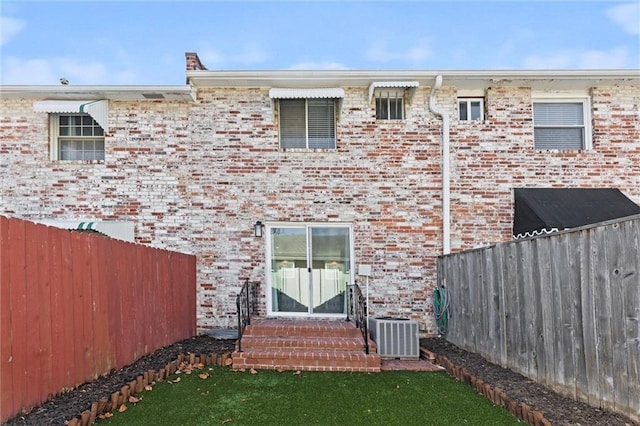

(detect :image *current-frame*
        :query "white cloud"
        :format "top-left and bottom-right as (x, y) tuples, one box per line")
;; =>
(198, 44), (269, 68)
(59, 60), (108, 84)
(1, 56), (137, 85)
(578, 47), (633, 68)
(1, 16), (26, 46)
(365, 38), (432, 64)
(523, 53), (573, 69)
(288, 61), (350, 70)
(523, 46), (634, 69)
(2, 57), (55, 84)
(606, 3), (640, 35)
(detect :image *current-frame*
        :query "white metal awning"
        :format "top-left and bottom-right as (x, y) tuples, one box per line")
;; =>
(368, 81), (419, 103)
(33, 100), (109, 132)
(269, 88), (344, 99)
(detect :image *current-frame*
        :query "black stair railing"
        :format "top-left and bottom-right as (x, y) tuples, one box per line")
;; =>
(236, 279), (253, 352)
(347, 282), (369, 354)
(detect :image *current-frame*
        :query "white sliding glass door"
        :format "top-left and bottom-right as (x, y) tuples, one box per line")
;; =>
(267, 224), (352, 316)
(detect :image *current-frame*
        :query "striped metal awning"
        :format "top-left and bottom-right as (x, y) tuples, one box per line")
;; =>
(269, 88), (344, 99)
(368, 81), (419, 103)
(33, 100), (109, 132)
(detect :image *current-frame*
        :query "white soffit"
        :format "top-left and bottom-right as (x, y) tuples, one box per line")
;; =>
(33, 100), (109, 132)
(368, 81), (419, 103)
(269, 87), (344, 99)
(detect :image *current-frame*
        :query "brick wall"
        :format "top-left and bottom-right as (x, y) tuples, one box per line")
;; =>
(1, 83), (639, 333)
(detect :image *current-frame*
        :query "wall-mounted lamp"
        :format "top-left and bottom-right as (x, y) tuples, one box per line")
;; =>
(254, 221), (263, 238)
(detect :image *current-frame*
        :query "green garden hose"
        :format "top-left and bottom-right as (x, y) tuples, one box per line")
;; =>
(433, 286), (450, 336)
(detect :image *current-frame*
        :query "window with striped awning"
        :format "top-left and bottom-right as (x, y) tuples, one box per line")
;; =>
(369, 82), (418, 121)
(269, 89), (343, 150)
(278, 99), (336, 149)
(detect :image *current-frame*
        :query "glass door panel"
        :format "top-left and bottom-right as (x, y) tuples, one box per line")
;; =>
(270, 227), (308, 313)
(268, 224), (351, 315)
(310, 227), (350, 314)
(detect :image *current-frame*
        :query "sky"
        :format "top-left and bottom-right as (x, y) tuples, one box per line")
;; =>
(1, 1), (639, 86)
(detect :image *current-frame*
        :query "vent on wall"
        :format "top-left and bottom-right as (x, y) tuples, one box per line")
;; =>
(142, 93), (165, 99)
(368, 316), (419, 358)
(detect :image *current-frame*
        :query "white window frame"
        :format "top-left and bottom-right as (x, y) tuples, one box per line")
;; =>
(277, 98), (337, 150)
(458, 97), (485, 122)
(532, 95), (592, 150)
(50, 113), (105, 161)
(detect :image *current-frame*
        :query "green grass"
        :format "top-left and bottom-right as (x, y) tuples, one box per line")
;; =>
(104, 367), (520, 426)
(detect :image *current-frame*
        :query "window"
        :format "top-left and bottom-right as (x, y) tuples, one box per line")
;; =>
(458, 98), (484, 121)
(52, 114), (105, 160)
(369, 82), (418, 120)
(375, 91), (404, 120)
(533, 99), (590, 150)
(278, 99), (336, 149)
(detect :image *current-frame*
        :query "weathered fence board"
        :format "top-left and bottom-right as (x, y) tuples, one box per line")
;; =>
(438, 214), (640, 422)
(0, 216), (196, 423)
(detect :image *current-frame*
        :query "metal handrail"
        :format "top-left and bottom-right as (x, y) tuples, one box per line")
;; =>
(347, 283), (369, 354)
(236, 279), (252, 352)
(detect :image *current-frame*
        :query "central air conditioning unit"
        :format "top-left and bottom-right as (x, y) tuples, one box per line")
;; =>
(368, 316), (419, 358)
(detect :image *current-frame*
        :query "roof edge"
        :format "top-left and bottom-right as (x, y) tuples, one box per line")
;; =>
(0, 85), (196, 101)
(186, 69), (640, 90)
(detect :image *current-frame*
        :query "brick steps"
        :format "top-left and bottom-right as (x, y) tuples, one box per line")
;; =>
(240, 335), (366, 351)
(233, 319), (381, 372)
(243, 319), (364, 338)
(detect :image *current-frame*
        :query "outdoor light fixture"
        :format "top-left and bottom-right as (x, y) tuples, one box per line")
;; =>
(254, 221), (263, 238)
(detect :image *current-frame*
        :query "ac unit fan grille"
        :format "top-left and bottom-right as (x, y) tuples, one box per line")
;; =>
(368, 317), (419, 358)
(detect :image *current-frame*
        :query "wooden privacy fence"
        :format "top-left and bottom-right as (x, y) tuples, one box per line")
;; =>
(0, 216), (197, 423)
(438, 215), (640, 422)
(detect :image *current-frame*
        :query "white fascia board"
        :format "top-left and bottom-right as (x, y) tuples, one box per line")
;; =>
(187, 69), (639, 91)
(0, 85), (196, 101)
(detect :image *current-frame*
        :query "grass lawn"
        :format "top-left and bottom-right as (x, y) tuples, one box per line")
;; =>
(104, 367), (520, 425)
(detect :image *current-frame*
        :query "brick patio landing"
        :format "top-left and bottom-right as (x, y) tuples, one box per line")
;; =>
(380, 358), (444, 372)
(232, 318), (381, 373)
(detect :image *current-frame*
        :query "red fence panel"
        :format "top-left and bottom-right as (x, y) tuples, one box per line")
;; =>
(0, 216), (15, 420)
(7, 218), (28, 416)
(0, 216), (197, 423)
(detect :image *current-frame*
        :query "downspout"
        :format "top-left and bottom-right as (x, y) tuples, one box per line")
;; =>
(428, 75), (451, 255)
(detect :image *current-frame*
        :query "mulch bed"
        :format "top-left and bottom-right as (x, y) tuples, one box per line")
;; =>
(421, 337), (637, 426)
(4, 336), (236, 425)
(5, 335), (636, 425)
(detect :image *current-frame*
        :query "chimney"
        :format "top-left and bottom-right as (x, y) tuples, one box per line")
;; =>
(185, 52), (207, 71)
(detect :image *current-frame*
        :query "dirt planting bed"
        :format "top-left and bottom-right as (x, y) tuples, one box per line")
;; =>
(421, 337), (636, 426)
(5, 336), (236, 425)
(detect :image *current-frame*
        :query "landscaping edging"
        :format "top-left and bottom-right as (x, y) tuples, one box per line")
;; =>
(421, 348), (552, 426)
(64, 352), (234, 426)
(29, 346), (553, 426)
